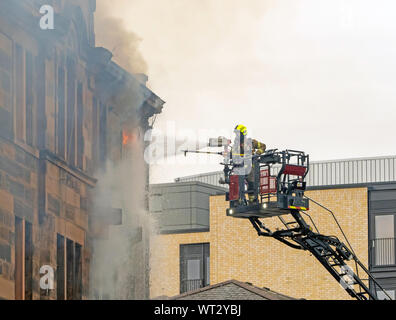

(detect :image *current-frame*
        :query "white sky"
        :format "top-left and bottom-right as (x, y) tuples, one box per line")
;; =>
(97, 0), (396, 183)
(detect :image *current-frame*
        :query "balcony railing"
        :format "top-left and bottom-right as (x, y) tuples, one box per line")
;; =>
(180, 279), (206, 294)
(371, 238), (396, 267)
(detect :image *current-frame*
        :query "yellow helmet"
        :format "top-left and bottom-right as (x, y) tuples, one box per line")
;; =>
(234, 124), (247, 136)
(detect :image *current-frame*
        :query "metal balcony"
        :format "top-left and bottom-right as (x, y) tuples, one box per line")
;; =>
(180, 279), (206, 294)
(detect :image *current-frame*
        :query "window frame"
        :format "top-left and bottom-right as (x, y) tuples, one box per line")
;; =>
(179, 243), (210, 294)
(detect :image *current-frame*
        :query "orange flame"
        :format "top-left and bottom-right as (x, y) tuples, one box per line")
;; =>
(123, 131), (130, 145)
(123, 131), (137, 145)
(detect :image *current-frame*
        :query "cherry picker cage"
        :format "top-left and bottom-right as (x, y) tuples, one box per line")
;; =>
(225, 150), (310, 218)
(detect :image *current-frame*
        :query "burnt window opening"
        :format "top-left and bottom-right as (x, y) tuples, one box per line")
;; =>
(25, 51), (34, 146)
(14, 217), (33, 300)
(57, 65), (66, 159)
(56, 235), (83, 300)
(180, 243), (210, 294)
(77, 82), (84, 170)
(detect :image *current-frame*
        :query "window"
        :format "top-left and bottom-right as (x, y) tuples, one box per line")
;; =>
(56, 234), (65, 299)
(15, 217), (23, 300)
(375, 215), (394, 238)
(56, 234), (83, 300)
(180, 243), (210, 294)
(373, 214), (395, 266)
(13, 44), (36, 145)
(66, 57), (76, 166)
(91, 97), (98, 169)
(99, 102), (107, 167)
(74, 243), (83, 300)
(15, 44), (24, 141)
(76, 82), (84, 170)
(14, 217), (33, 300)
(57, 65), (66, 158)
(24, 221), (33, 300)
(0, 32), (12, 139)
(56, 55), (89, 169)
(25, 51), (33, 146)
(66, 239), (74, 299)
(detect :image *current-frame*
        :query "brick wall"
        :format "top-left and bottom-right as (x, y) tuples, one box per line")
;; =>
(150, 187), (368, 300)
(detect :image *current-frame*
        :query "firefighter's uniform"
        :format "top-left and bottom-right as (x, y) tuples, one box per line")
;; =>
(252, 139), (266, 155)
(233, 125), (266, 204)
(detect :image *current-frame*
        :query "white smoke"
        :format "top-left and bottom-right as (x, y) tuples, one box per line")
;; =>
(89, 134), (159, 299)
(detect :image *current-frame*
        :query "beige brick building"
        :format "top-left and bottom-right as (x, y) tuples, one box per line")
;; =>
(150, 187), (369, 300)
(150, 157), (396, 300)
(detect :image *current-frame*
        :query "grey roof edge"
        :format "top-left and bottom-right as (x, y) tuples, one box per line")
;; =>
(167, 279), (297, 300)
(309, 154), (396, 164)
(307, 181), (396, 191)
(159, 227), (210, 235)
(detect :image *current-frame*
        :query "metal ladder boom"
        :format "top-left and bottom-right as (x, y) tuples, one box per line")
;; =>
(249, 210), (392, 300)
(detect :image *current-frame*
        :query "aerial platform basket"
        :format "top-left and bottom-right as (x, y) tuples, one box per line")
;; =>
(226, 202), (291, 218)
(224, 149), (309, 219)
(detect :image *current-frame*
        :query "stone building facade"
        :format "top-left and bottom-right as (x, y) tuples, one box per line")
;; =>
(0, 0), (163, 300)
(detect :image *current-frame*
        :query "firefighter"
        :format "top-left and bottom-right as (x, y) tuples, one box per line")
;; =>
(233, 124), (247, 159)
(233, 125), (266, 156)
(233, 125), (266, 204)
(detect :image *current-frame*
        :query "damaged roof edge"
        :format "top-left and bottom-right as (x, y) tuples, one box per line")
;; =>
(105, 59), (165, 116)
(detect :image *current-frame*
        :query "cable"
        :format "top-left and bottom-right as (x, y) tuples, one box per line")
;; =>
(300, 211), (320, 233)
(303, 195), (363, 289)
(304, 196), (357, 256)
(304, 195), (392, 300)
